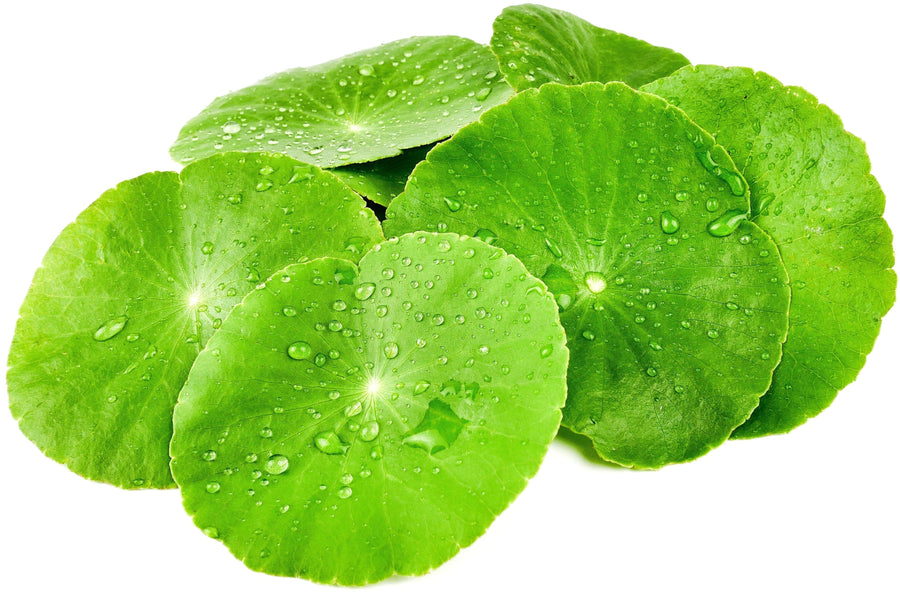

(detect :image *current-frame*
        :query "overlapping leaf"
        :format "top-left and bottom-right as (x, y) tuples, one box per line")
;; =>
(7, 153), (382, 488)
(643, 66), (896, 437)
(386, 82), (791, 468)
(331, 144), (434, 206)
(171, 37), (512, 169)
(170, 232), (568, 584)
(491, 4), (689, 91)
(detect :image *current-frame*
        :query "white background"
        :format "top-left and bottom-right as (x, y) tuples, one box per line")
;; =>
(1, 1), (897, 590)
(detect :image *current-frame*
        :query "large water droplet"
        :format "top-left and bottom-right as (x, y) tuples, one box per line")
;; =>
(384, 342), (399, 359)
(443, 196), (461, 212)
(93, 316), (128, 342)
(314, 431), (348, 455)
(544, 237), (563, 258)
(360, 421), (380, 442)
(287, 341), (312, 360)
(584, 271), (606, 294)
(660, 211), (680, 234)
(707, 209), (747, 237)
(474, 228), (498, 244)
(264, 454), (289, 475)
(355, 282), (376, 301)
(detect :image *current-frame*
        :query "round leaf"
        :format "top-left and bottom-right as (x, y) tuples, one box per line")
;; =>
(491, 4), (689, 91)
(170, 232), (568, 584)
(642, 66), (897, 437)
(170, 37), (513, 169)
(7, 152), (383, 488)
(385, 82), (791, 468)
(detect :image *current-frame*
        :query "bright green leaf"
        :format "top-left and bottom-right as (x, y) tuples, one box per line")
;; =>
(642, 66), (897, 437)
(7, 153), (383, 488)
(171, 37), (512, 169)
(386, 82), (791, 468)
(170, 232), (568, 584)
(491, 4), (689, 92)
(331, 144), (433, 206)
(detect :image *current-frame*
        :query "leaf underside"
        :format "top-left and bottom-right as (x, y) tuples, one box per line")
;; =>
(170, 232), (568, 584)
(643, 66), (896, 437)
(7, 152), (383, 488)
(386, 82), (791, 468)
(331, 144), (435, 206)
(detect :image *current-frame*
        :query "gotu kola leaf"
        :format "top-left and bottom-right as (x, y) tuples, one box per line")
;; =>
(170, 36), (512, 170)
(170, 232), (568, 584)
(491, 4), (690, 92)
(642, 66), (896, 437)
(7, 152), (383, 488)
(386, 82), (791, 468)
(330, 144), (434, 207)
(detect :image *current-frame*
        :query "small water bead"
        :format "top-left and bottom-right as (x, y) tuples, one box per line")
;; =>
(707, 329), (720, 339)
(314, 353), (327, 367)
(539, 345), (553, 358)
(370, 445), (384, 460)
(201, 450), (217, 461)
(227, 193), (243, 205)
(414, 380), (431, 395)
(705, 197), (720, 212)
(739, 235), (752, 245)
(332, 300), (347, 312)
(636, 192), (649, 203)
(360, 421), (380, 442)
(202, 527), (220, 539)
(222, 121), (241, 134)
(358, 64), (374, 76)
(282, 306), (297, 317)
(725, 302), (740, 310)
(93, 316), (129, 342)
(287, 341), (312, 360)
(432, 314), (445, 326)
(582, 330), (595, 341)
(328, 320), (343, 332)
(443, 196), (462, 212)
(646, 368), (658, 377)
(206, 481), (221, 494)
(260, 427), (273, 438)
(355, 282), (376, 301)
(338, 486), (353, 499)
(245, 453), (258, 463)
(345, 401), (363, 417)
(384, 342), (399, 359)
(660, 211), (680, 234)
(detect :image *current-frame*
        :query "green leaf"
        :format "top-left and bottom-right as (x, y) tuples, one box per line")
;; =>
(171, 37), (513, 169)
(6, 152), (383, 488)
(642, 66), (897, 437)
(385, 82), (791, 468)
(331, 144), (434, 206)
(491, 4), (689, 92)
(169, 232), (568, 584)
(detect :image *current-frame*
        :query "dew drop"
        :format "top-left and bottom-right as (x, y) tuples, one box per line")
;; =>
(443, 196), (461, 212)
(584, 271), (606, 294)
(201, 450), (217, 461)
(544, 237), (563, 258)
(358, 64), (374, 77)
(355, 282), (376, 301)
(206, 481), (221, 494)
(314, 431), (348, 455)
(539, 345), (553, 358)
(660, 211), (680, 234)
(414, 380), (431, 395)
(201, 241), (215, 255)
(93, 316), (128, 342)
(287, 341), (312, 360)
(474, 228), (498, 244)
(264, 455), (289, 475)
(222, 121), (241, 134)
(384, 342), (399, 359)
(360, 421), (380, 442)
(338, 486), (353, 499)
(707, 209), (747, 237)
